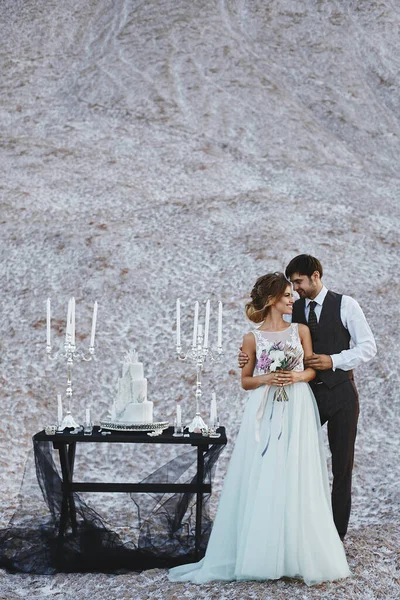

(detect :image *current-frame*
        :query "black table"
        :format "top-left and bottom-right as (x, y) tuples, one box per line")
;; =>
(33, 426), (227, 561)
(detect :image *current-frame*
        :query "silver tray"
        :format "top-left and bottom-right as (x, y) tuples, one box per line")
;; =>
(99, 420), (169, 432)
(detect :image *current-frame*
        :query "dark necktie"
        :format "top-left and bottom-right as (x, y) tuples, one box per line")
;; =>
(308, 301), (318, 337)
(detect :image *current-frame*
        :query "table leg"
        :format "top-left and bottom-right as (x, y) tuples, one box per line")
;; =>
(57, 442), (78, 537)
(195, 444), (206, 560)
(67, 443), (78, 534)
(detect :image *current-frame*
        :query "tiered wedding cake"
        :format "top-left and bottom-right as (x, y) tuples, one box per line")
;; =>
(111, 350), (153, 424)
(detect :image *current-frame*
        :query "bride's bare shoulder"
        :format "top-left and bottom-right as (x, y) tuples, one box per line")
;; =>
(242, 331), (256, 347)
(297, 323), (311, 337)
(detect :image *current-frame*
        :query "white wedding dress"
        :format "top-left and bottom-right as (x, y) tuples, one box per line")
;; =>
(168, 324), (350, 586)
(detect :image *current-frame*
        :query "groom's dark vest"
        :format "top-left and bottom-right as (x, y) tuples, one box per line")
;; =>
(292, 291), (353, 389)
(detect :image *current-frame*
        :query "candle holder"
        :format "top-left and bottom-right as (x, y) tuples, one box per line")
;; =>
(176, 331), (223, 433)
(207, 420), (221, 439)
(46, 336), (95, 429)
(173, 418), (184, 437)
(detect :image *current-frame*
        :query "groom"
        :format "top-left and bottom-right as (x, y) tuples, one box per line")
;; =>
(239, 254), (376, 540)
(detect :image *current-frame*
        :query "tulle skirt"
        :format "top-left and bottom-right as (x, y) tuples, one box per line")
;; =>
(168, 382), (350, 586)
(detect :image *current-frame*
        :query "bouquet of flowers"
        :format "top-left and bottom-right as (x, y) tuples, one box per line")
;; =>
(256, 341), (303, 401)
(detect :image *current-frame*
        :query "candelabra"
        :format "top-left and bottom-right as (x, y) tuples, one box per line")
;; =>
(176, 326), (223, 433)
(47, 337), (95, 429)
(46, 297), (97, 429)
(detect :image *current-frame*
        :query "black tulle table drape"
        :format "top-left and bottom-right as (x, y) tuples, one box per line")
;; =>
(0, 431), (226, 574)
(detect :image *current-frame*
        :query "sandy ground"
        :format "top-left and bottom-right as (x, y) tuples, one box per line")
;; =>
(0, 0), (399, 598)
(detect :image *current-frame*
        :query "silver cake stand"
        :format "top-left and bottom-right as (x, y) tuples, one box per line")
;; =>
(99, 420), (169, 433)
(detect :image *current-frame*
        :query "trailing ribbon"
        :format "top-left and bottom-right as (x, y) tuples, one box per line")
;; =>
(255, 384), (271, 443)
(277, 400), (286, 441)
(261, 395), (276, 457)
(255, 384), (288, 457)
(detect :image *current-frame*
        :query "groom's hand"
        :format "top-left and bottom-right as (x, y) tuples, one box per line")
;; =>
(238, 346), (249, 368)
(304, 353), (333, 370)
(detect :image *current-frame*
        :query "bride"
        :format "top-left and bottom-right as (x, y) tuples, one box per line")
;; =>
(168, 272), (350, 586)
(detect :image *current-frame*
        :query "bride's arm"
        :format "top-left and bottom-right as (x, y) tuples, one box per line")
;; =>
(278, 325), (316, 385)
(298, 324), (316, 382)
(241, 333), (277, 390)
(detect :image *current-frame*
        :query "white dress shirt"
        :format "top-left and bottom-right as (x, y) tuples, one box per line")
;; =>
(304, 286), (377, 371)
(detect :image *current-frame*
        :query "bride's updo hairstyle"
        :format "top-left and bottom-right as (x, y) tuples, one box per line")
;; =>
(245, 272), (290, 323)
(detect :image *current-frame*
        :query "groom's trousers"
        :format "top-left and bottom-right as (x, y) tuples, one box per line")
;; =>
(310, 378), (359, 539)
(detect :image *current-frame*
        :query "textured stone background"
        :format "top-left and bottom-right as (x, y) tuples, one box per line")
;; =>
(0, 0), (399, 598)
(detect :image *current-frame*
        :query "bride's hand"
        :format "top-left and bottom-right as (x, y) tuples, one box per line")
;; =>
(263, 372), (294, 386)
(263, 372), (281, 386)
(274, 370), (302, 385)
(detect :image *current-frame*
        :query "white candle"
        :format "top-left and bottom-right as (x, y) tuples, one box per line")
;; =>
(66, 298), (72, 342)
(90, 301), (98, 347)
(218, 301), (223, 347)
(192, 301), (199, 347)
(210, 392), (217, 424)
(198, 323), (203, 340)
(203, 299), (210, 348)
(176, 298), (181, 348)
(71, 297), (76, 346)
(57, 394), (63, 424)
(85, 407), (91, 424)
(46, 298), (51, 347)
(176, 404), (182, 427)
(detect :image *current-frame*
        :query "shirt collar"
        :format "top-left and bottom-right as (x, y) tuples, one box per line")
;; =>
(305, 285), (328, 307)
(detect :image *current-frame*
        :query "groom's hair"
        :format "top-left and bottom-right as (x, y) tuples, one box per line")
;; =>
(285, 254), (323, 279)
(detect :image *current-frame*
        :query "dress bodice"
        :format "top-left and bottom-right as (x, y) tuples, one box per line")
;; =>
(251, 323), (304, 374)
